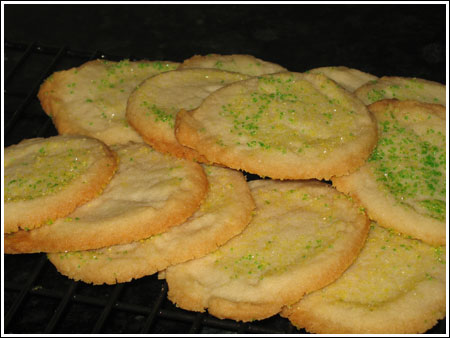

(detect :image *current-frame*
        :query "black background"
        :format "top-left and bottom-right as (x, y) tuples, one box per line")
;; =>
(5, 3), (446, 82)
(4, 2), (447, 335)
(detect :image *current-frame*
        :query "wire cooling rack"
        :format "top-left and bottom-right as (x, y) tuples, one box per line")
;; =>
(3, 40), (446, 334)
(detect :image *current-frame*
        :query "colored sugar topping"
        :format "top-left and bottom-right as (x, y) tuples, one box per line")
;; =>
(213, 183), (362, 283)
(368, 107), (446, 221)
(134, 69), (249, 130)
(217, 73), (364, 156)
(320, 224), (446, 307)
(140, 101), (176, 128)
(47, 59), (178, 132)
(363, 78), (445, 105)
(196, 166), (236, 215)
(5, 140), (95, 202)
(86, 60), (177, 123)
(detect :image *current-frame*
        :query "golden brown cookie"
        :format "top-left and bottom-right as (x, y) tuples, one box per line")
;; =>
(307, 66), (378, 92)
(126, 68), (249, 161)
(5, 143), (208, 253)
(4, 135), (117, 233)
(163, 180), (369, 322)
(282, 222), (446, 334)
(47, 165), (255, 284)
(38, 59), (179, 145)
(179, 54), (287, 76)
(354, 76), (446, 106)
(333, 99), (446, 245)
(175, 72), (378, 180)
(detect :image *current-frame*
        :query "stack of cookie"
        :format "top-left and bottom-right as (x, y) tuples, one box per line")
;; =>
(4, 54), (446, 334)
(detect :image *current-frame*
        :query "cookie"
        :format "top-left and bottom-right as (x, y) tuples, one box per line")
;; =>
(47, 165), (255, 284)
(126, 68), (249, 161)
(175, 72), (378, 180)
(5, 143), (208, 253)
(354, 76), (446, 106)
(163, 180), (369, 322)
(307, 66), (378, 92)
(179, 54), (287, 76)
(38, 59), (179, 145)
(332, 99), (446, 245)
(281, 222), (446, 334)
(4, 135), (117, 233)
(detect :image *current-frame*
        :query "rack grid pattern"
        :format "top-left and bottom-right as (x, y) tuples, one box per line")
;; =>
(3, 41), (446, 334)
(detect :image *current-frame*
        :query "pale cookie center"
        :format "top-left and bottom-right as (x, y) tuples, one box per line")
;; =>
(213, 188), (358, 284)
(136, 71), (249, 130)
(62, 145), (189, 221)
(71, 60), (178, 129)
(322, 226), (446, 307)
(219, 76), (360, 155)
(5, 143), (94, 202)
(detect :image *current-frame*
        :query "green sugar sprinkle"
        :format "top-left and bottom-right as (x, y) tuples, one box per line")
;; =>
(420, 199), (445, 218)
(151, 61), (176, 71)
(367, 88), (386, 103)
(141, 101), (174, 128)
(368, 113), (445, 221)
(217, 74), (359, 156)
(5, 148), (92, 202)
(138, 62), (149, 69)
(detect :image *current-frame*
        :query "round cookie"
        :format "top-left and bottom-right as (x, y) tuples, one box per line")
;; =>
(126, 68), (250, 161)
(281, 222), (446, 334)
(332, 99), (446, 245)
(4, 135), (117, 233)
(47, 165), (255, 285)
(163, 180), (370, 322)
(179, 54), (287, 76)
(175, 72), (378, 180)
(38, 59), (179, 145)
(354, 76), (446, 106)
(307, 66), (378, 92)
(5, 143), (208, 253)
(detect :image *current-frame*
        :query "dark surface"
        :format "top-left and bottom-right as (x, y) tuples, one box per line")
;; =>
(4, 3), (447, 334)
(5, 4), (446, 82)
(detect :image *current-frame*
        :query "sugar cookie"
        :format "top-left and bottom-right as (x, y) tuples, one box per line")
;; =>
(163, 180), (369, 322)
(354, 76), (446, 106)
(38, 59), (179, 145)
(126, 68), (249, 161)
(4, 135), (117, 233)
(179, 54), (287, 76)
(47, 165), (254, 284)
(333, 99), (446, 245)
(5, 143), (208, 253)
(307, 66), (378, 92)
(282, 223), (446, 334)
(175, 72), (378, 180)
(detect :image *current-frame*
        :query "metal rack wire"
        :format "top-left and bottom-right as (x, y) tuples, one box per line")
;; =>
(3, 41), (446, 334)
